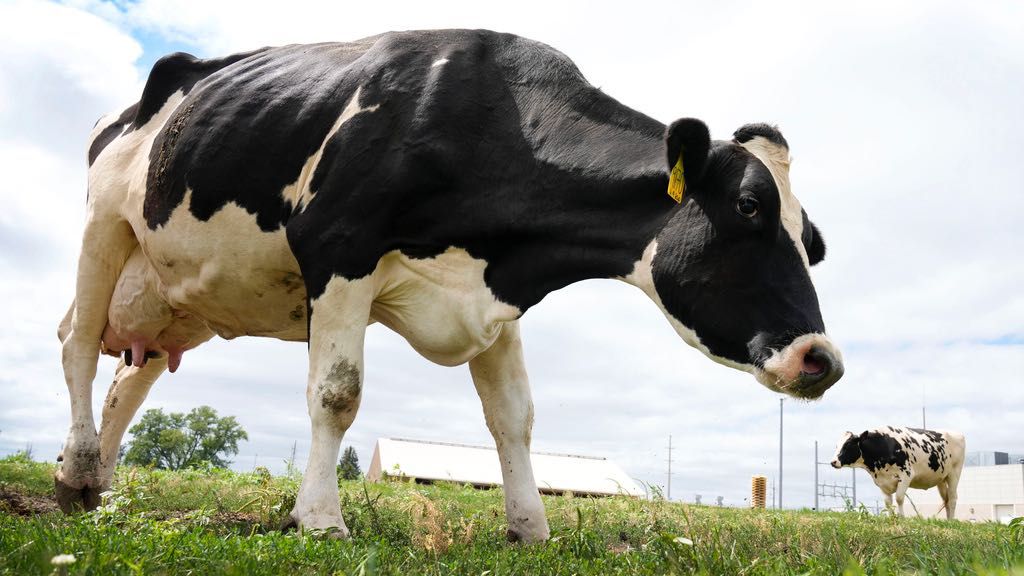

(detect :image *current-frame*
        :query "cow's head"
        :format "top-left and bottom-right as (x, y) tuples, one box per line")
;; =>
(831, 431), (864, 468)
(643, 118), (843, 399)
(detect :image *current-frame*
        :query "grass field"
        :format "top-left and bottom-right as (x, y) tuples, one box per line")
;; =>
(1, 453), (1022, 575)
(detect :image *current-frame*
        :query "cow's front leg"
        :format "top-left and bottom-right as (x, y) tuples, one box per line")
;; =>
(894, 476), (911, 517)
(469, 321), (550, 543)
(286, 276), (373, 537)
(882, 492), (894, 514)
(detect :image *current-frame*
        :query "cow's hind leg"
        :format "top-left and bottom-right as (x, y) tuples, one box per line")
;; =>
(943, 468), (962, 521)
(285, 276), (374, 537)
(469, 321), (550, 543)
(56, 218), (136, 512)
(95, 356), (168, 491)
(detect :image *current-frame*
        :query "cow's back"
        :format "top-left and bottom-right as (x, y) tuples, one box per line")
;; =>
(136, 30), (667, 307)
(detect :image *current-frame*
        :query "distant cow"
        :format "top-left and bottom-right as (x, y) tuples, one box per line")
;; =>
(832, 427), (965, 519)
(57, 29), (844, 542)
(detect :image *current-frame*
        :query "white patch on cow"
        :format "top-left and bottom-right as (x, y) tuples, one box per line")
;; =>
(280, 86), (380, 212)
(88, 112), (124, 147)
(757, 332), (842, 396)
(431, 58), (449, 67)
(88, 91), (186, 212)
(140, 189), (305, 341)
(371, 248), (522, 366)
(738, 136), (809, 269)
(621, 240), (756, 374)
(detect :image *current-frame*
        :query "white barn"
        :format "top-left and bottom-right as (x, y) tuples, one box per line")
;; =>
(366, 437), (645, 497)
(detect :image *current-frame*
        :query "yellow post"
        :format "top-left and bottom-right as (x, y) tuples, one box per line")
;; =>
(751, 475), (767, 508)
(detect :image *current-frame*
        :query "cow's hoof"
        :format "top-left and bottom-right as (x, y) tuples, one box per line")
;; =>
(506, 527), (550, 544)
(279, 515), (299, 532)
(279, 515), (350, 539)
(54, 476), (103, 513)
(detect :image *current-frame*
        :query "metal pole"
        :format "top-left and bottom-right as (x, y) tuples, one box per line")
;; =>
(1019, 459), (1024, 508)
(774, 399), (782, 506)
(814, 441), (819, 511)
(667, 435), (672, 501)
(852, 467), (857, 508)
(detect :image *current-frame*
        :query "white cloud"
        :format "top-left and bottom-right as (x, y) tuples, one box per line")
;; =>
(1, 0), (1021, 513)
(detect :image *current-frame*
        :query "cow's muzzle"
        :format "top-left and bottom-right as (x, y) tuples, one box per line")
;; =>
(830, 460), (842, 469)
(753, 333), (844, 399)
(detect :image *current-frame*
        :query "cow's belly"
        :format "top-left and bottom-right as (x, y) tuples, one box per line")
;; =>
(370, 249), (521, 366)
(909, 467), (945, 489)
(135, 190), (308, 341)
(870, 467), (902, 494)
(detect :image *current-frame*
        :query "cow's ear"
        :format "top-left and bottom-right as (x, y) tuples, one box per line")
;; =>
(665, 118), (711, 183)
(733, 123), (789, 150)
(807, 221), (826, 266)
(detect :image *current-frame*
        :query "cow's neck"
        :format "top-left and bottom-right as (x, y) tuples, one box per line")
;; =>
(499, 107), (677, 310)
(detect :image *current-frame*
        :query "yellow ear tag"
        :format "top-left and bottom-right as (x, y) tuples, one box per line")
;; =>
(667, 152), (685, 203)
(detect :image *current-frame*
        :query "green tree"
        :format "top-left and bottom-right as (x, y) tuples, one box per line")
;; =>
(337, 446), (361, 480)
(123, 406), (247, 470)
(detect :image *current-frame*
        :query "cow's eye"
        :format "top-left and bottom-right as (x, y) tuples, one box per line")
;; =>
(735, 196), (759, 218)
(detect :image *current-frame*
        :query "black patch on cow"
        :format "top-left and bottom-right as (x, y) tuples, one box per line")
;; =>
(137, 30), (831, 367)
(859, 431), (910, 473)
(836, 435), (862, 466)
(909, 428), (943, 442)
(928, 451), (942, 472)
(132, 50), (267, 129)
(733, 123), (789, 150)
(88, 103), (138, 167)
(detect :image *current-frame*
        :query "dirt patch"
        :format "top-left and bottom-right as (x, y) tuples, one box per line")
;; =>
(0, 484), (59, 516)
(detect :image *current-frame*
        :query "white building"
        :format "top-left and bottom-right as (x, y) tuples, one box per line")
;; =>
(912, 459), (1024, 523)
(366, 437), (645, 497)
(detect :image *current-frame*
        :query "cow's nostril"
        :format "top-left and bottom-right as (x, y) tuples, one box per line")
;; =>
(801, 346), (831, 377)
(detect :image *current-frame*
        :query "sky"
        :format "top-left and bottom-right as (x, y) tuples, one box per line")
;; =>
(0, 0), (1021, 511)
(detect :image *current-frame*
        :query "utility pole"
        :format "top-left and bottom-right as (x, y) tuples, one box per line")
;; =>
(666, 435), (674, 501)
(1019, 459), (1024, 505)
(814, 441), (819, 511)
(922, 383), (927, 429)
(778, 398), (784, 510)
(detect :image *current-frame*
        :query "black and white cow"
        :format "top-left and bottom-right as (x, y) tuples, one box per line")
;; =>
(57, 29), (843, 541)
(832, 427), (966, 519)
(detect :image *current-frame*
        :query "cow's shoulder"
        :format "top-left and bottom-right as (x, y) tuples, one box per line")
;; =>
(860, 429), (910, 473)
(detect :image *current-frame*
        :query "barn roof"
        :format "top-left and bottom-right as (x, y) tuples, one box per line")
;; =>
(366, 437), (645, 497)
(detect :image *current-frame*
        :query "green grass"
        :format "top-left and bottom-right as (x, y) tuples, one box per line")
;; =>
(1, 454), (1022, 575)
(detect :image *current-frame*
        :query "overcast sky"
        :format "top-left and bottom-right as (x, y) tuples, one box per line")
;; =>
(1, 0), (1021, 510)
